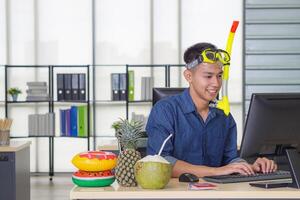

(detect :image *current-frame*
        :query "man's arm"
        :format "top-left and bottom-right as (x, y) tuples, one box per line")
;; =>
(172, 159), (256, 177)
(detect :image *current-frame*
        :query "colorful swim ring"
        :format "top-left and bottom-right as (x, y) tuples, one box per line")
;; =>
(72, 170), (115, 187)
(72, 151), (117, 171)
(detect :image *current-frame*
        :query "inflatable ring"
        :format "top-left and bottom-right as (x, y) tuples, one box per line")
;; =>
(72, 170), (115, 187)
(72, 151), (117, 171)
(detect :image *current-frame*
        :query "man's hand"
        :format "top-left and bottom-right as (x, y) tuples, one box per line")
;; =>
(251, 157), (277, 173)
(215, 162), (255, 176)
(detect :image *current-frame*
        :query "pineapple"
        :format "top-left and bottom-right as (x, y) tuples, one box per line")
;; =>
(114, 119), (144, 187)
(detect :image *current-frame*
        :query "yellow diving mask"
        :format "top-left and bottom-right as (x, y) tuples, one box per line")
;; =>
(186, 48), (230, 69)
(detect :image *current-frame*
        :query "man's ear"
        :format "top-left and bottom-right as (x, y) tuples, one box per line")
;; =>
(184, 69), (192, 83)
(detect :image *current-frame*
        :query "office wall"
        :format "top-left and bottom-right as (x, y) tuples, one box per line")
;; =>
(0, 0), (243, 172)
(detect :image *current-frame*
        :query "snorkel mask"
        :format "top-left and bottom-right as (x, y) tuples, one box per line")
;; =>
(186, 48), (230, 69)
(185, 21), (239, 116)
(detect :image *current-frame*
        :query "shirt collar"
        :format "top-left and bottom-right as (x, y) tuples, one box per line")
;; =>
(179, 88), (219, 118)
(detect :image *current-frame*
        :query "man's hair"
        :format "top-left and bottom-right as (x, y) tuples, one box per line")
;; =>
(183, 42), (218, 64)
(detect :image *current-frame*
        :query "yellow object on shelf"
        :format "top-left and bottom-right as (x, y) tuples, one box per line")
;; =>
(72, 151), (117, 171)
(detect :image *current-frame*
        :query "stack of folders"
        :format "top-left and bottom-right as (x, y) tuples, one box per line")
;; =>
(141, 77), (153, 101)
(110, 71), (134, 101)
(59, 105), (87, 137)
(26, 82), (50, 101)
(28, 113), (55, 136)
(57, 73), (86, 101)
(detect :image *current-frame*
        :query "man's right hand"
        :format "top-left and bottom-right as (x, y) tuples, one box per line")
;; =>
(215, 162), (255, 176)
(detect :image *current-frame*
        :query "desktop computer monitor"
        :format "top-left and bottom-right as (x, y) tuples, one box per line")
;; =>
(152, 87), (186, 106)
(240, 93), (300, 164)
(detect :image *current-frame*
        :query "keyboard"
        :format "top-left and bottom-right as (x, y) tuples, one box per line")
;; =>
(203, 170), (291, 184)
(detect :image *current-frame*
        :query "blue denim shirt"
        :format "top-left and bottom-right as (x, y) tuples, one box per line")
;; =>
(146, 88), (240, 167)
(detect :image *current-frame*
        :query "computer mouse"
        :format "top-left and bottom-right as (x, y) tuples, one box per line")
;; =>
(179, 173), (199, 182)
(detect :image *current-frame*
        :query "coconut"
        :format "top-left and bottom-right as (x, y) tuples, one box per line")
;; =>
(134, 155), (172, 189)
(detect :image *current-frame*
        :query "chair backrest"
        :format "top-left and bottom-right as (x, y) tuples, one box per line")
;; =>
(152, 87), (186, 106)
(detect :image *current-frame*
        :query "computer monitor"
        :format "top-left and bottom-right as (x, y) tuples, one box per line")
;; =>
(240, 93), (300, 162)
(152, 87), (186, 106)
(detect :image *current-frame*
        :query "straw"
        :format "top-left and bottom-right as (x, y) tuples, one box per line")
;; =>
(158, 134), (173, 156)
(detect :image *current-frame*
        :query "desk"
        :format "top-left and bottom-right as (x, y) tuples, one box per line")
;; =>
(0, 141), (31, 200)
(70, 178), (300, 199)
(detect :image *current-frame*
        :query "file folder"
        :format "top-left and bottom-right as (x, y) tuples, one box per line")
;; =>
(119, 73), (127, 101)
(111, 73), (120, 100)
(64, 74), (72, 101)
(71, 74), (79, 101)
(78, 105), (87, 137)
(60, 109), (66, 136)
(66, 109), (71, 136)
(79, 74), (86, 101)
(70, 106), (78, 137)
(128, 70), (134, 101)
(57, 74), (64, 101)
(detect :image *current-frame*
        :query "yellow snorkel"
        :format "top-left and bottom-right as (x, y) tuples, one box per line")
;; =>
(216, 21), (239, 116)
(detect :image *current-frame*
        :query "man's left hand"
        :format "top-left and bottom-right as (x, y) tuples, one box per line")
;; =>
(251, 157), (277, 173)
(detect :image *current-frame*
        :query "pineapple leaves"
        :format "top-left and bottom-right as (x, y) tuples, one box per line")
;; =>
(115, 118), (144, 150)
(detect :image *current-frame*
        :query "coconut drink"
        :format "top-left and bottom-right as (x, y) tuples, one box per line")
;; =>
(134, 155), (172, 189)
(134, 134), (173, 189)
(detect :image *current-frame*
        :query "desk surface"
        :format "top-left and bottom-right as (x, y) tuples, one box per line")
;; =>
(0, 141), (31, 152)
(70, 178), (300, 199)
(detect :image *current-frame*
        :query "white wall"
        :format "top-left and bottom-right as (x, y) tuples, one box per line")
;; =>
(0, 0), (243, 172)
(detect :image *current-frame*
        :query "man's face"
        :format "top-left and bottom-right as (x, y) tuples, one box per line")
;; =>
(186, 62), (223, 102)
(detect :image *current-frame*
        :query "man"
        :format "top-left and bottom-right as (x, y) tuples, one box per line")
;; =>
(146, 42), (277, 177)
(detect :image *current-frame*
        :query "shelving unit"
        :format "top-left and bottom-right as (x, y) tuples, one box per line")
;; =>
(2, 64), (185, 175)
(92, 64), (184, 147)
(4, 65), (90, 179)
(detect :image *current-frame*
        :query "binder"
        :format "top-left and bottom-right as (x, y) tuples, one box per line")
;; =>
(79, 73), (86, 101)
(64, 74), (72, 100)
(71, 74), (79, 101)
(57, 74), (64, 101)
(78, 105), (87, 137)
(60, 109), (66, 136)
(111, 73), (120, 100)
(70, 106), (78, 137)
(66, 109), (71, 136)
(128, 70), (134, 101)
(119, 73), (127, 101)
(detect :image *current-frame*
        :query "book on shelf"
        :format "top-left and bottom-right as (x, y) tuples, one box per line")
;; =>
(57, 73), (86, 101)
(28, 113), (55, 136)
(78, 105), (87, 137)
(70, 106), (78, 137)
(57, 74), (64, 101)
(141, 76), (153, 101)
(64, 74), (72, 100)
(110, 72), (135, 101)
(26, 81), (50, 101)
(128, 70), (134, 101)
(59, 105), (88, 137)
(79, 73), (86, 101)
(111, 73), (120, 101)
(119, 73), (127, 101)
(71, 74), (79, 101)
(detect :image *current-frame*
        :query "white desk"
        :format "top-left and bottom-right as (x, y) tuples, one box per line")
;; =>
(70, 178), (300, 199)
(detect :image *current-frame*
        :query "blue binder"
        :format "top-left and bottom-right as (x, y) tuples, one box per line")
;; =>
(70, 106), (78, 137)
(59, 109), (66, 136)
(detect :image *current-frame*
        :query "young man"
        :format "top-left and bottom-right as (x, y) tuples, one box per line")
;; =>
(146, 42), (277, 177)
